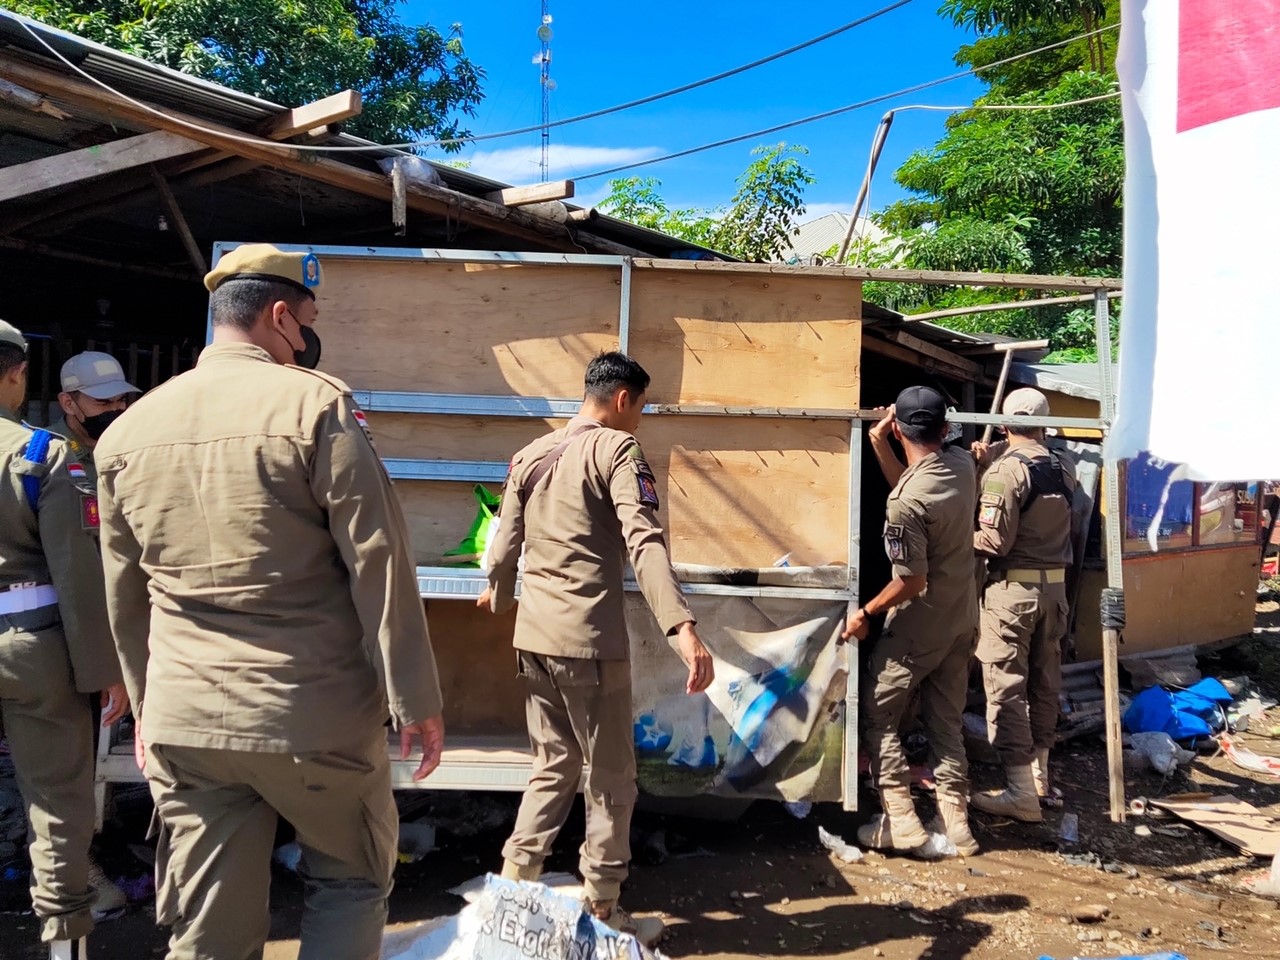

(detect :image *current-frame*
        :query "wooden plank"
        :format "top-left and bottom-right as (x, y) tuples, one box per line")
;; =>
(628, 270), (861, 408)
(0, 130), (199, 203)
(392, 415), (851, 569)
(149, 167), (208, 274)
(904, 290), (1123, 323)
(631, 258), (1124, 292)
(315, 258), (622, 396)
(0, 60), (643, 255)
(260, 89), (362, 139)
(365, 412), (566, 462)
(0, 237), (198, 281)
(881, 329), (982, 376)
(484, 180), (575, 206)
(861, 332), (986, 386)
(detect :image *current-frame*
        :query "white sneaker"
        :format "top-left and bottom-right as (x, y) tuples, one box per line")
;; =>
(88, 861), (127, 921)
(49, 939), (87, 960)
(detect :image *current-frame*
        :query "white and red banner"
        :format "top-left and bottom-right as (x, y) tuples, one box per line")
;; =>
(1111, 0), (1280, 479)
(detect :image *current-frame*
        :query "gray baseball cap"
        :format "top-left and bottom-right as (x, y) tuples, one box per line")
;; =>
(61, 351), (140, 399)
(0, 319), (26, 352)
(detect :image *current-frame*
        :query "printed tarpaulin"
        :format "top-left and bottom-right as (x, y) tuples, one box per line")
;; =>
(1112, 0), (1280, 480)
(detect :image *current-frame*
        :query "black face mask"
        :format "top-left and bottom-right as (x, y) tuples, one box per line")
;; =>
(280, 312), (322, 370)
(77, 407), (123, 441)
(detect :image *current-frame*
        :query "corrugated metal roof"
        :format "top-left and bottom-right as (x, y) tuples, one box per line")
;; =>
(777, 211), (884, 263)
(1010, 362), (1101, 400)
(0, 10), (722, 257)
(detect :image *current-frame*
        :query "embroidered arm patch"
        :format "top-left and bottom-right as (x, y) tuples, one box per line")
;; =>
(884, 522), (906, 561)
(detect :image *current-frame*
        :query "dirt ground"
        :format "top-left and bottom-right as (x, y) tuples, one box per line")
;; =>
(9, 607), (1280, 959)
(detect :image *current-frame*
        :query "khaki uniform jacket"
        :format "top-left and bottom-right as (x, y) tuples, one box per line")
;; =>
(1, 407), (121, 692)
(487, 415), (693, 660)
(48, 417), (96, 488)
(95, 343), (442, 754)
(974, 441), (1077, 570)
(882, 445), (978, 639)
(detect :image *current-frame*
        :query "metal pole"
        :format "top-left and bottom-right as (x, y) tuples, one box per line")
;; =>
(836, 111), (895, 264)
(1094, 288), (1127, 823)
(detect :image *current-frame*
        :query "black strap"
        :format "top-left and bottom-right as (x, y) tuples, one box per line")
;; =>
(518, 422), (601, 507)
(1008, 449), (1073, 512)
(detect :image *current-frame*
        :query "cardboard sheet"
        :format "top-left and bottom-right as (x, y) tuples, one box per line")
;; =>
(1151, 793), (1280, 857)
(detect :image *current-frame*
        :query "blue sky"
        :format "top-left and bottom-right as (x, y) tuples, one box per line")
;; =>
(401, 0), (989, 220)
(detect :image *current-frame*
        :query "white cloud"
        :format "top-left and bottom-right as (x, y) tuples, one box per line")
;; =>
(799, 202), (854, 223)
(458, 144), (664, 186)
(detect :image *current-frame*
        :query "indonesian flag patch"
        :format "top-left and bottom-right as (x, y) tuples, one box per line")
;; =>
(67, 462), (86, 481)
(352, 408), (376, 447)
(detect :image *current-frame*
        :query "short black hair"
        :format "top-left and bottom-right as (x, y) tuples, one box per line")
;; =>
(585, 351), (650, 403)
(1007, 424), (1043, 439)
(210, 277), (312, 331)
(898, 420), (947, 445)
(0, 342), (25, 378)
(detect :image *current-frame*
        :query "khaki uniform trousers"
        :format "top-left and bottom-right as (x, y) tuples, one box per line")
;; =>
(503, 652), (637, 903)
(145, 730), (397, 960)
(0, 615), (96, 942)
(863, 626), (974, 798)
(977, 576), (1069, 767)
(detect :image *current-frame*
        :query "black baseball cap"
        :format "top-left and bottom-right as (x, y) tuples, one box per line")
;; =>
(895, 385), (947, 429)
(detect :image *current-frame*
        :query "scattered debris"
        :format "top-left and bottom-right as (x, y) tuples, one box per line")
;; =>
(1060, 813), (1079, 843)
(817, 826), (864, 864)
(1070, 903), (1111, 923)
(1127, 731), (1195, 775)
(784, 801), (813, 820)
(913, 832), (958, 861)
(398, 823), (437, 864)
(1219, 735), (1280, 779)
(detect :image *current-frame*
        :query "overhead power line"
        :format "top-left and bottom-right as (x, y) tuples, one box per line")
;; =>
(15, 2), (916, 154)
(575, 24), (1121, 180)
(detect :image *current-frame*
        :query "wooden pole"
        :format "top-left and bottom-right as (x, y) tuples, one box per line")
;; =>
(982, 351), (1016, 444)
(149, 167), (208, 275)
(1094, 288), (1127, 823)
(836, 111), (895, 264)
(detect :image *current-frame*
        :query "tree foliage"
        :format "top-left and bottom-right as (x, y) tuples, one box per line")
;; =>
(600, 143), (815, 262)
(859, 0), (1122, 358)
(11, 0), (484, 146)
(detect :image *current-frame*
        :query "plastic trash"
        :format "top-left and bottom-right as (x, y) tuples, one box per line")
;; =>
(1037, 954), (1188, 960)
(398, 822), (437, 863)
(376, 155), (445, 188)
(1060, 812), (1079, 843)
(784, 801), (813, 820)
(914, 832), (958, 860)
(273, 842), (302, 872)
(1128, 731), (1194, 775)
(817, 826), (864, 863)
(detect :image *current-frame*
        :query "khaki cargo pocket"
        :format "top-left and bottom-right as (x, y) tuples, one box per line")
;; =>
(976, 583), (1039, 665)
(147, 805), (181, 926)
(547, 656), (600, 688)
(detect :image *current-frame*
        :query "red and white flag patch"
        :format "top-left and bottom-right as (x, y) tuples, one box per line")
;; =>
(352, 408), (376, 447)
(67, 462), (86, 480)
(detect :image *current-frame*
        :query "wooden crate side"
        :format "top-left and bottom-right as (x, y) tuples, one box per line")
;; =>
(393, 415), (850, 569)
(315, 258), (621, 396)
(425, 600), (526, 733)
(365, 412), (567, 462)
(628, 271), (861, 408)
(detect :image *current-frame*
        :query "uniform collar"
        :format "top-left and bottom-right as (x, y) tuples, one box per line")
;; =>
(197, 342), (278, 366)
(0, 405), (18, 425)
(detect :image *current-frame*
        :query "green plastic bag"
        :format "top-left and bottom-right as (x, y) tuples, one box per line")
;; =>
(442, 484), (501, 567)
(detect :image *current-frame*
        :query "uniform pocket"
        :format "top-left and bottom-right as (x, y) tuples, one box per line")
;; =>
(976, 583), (1040, 665)
(147, 803), (181, 926)
(547, 656), (600, 688)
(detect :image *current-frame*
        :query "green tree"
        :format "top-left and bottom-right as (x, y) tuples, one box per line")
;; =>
(859, 0), (1121, 357)
(600, 143), (815, 262)
(11, 0), (484, 146)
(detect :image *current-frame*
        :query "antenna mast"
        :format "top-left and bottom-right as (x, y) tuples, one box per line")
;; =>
(535, 3), (554, 181)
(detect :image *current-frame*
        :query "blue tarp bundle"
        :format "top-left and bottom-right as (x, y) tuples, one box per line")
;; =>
(1039, 954), (1188, 960)
(1123, 678), (1233, 740)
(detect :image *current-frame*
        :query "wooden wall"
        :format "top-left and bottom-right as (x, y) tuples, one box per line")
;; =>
(316, 256), (862, 571)
(1073, 546), (1259, 660)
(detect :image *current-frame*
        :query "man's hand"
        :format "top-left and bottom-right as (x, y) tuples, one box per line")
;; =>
(971, 441), (992, 464)
(840, 607), (871, 645)
(476, 587), (491, 611)
(869, 405), (896, 443)
(101, 684), (130, 726)
(400, 714), (446, 782)
(674, 622), (714, 695)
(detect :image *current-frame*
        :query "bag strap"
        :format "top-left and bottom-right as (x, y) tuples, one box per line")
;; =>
(1008, 448), (1072, 512)
(519, 422), (600, 507)
(20, 427), (53, 514)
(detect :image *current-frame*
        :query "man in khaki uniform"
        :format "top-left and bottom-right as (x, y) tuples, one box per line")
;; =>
(0, 320), (128, 960)
(479, 351), (714, 939)
(48, 351), (140, 488)
(844, 387), (979, 857)
(95, 245), (445, 960)
(970, 388), (1076, 822)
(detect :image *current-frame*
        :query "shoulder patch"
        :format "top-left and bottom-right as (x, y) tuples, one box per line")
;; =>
(979, 504), (1001, 527)
(631, 451), (659, 509)
(884, 522), (907, 561)
(982, 480), (1007, 496)
(351, 407), (376, 448)
(80, 494), (100, 531)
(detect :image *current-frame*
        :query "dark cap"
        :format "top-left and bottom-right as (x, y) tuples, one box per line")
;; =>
(895, 385), (947, 430)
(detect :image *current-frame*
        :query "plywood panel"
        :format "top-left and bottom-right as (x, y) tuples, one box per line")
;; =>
(1073, 547), (1258, 660)
(392, 415), (851, 569)
(315, 258), (621, 396)
(629, 271), (860, 408)
(426, 600), (525, 734)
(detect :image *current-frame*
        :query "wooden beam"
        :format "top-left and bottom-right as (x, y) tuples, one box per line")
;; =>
(903, 290), (1124, 323)
(0, 60), (643, 255)
(632, 258), (1124, 292)
(862, 333), (990, 385)
(880, 329), (982, 376)
(149, 167), (208, 274)
(483, 179), (575, 206)
(0, 130), (199, 203)
(0, 236), (198, 281)
(259, 89), (362, 139)
(0, 77), (69, 119)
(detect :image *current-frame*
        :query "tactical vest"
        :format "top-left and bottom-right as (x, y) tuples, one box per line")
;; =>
(1008, 449), (1073, 512)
